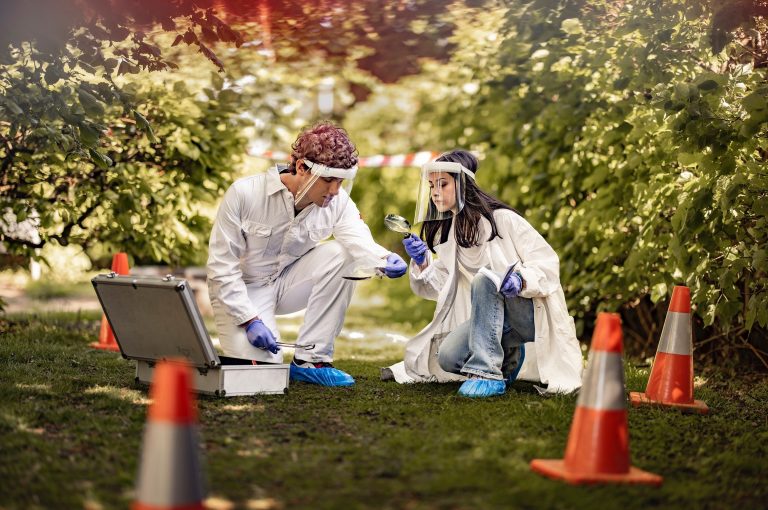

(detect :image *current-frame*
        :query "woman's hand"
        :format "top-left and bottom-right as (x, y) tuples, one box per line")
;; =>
(500, 270), (524, 299)
(403, 236), (428, 265)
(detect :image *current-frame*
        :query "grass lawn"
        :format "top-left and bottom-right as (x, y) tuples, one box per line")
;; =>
(0, 310), (766, 510)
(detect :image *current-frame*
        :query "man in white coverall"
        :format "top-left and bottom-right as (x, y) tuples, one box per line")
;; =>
(207, 122), (407, 387)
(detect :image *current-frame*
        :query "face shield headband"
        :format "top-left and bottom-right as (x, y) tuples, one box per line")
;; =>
(421, 161), (475, 180)
(294, 159), (358, 209)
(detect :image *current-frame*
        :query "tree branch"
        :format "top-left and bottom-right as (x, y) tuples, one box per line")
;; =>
(49, 200), (102, 247)
(0, 236), (45, 250)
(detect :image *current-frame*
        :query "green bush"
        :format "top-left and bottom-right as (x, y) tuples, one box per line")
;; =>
(410, 0), (767, 364)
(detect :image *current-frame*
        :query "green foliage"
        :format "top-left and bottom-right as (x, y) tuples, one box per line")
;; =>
(0, 2), (246, 266)
(0, 59), (248, 265)
(0, 0), (470, 270)
(411, 0), (768, 358)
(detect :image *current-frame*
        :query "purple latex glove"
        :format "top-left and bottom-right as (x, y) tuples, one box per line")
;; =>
(402, 236), (427, 265)
(500, 268), (524, 299)
(381, 253), (407, 278)
(245, 319), (280, 354)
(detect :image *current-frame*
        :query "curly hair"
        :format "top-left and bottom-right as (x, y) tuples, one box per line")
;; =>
(289, 121), (358, 174)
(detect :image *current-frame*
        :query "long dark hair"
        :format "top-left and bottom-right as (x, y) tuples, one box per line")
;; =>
(420, 150), (519, 251)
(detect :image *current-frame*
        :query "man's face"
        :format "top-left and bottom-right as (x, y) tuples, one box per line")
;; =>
(306, 176), (344, 208)
(298, 162), (345, 208)
(428, 171), (457, 212)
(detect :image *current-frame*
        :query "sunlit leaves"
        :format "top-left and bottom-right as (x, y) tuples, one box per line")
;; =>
(132, 110), (157, 143)
(412, 0), (768, 353)
(87, 148), (112, 169)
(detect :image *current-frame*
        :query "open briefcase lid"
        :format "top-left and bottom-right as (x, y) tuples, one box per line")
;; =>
(91, 273), (220, 369)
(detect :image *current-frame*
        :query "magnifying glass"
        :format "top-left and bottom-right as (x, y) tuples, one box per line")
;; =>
(341, 215), (412, 281)
(384, 214), (412, 238)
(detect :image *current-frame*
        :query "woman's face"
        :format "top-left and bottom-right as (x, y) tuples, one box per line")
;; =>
(428, 171), (457, 213)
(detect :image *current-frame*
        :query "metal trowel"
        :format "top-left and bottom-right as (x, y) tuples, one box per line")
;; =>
(342, 266), (384, 281)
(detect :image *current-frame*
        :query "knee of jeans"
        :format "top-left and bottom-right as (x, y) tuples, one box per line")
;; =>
(437, 347), (457, 373)
(471, 271), (497, 295)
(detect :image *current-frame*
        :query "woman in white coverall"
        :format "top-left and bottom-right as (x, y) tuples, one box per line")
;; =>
(208, 122), (407, 387)
(384, 150), (582, 397)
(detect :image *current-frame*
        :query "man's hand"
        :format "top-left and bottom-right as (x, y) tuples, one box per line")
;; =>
(245, 319), (280, 354)
(402, 236), (428, 265)
(381, 253), (407, 278)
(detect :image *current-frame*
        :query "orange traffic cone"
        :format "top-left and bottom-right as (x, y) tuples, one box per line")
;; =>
(91, 252), (130, 352)
(630, 286), (708, 414)
(133, 360), (206, 510)
(530, 313), (663, 486)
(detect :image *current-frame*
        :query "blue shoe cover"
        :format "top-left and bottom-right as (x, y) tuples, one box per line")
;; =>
(458, 378), (506, 398)
(506, 344), (526, 385)
(290, 362), (355, 387)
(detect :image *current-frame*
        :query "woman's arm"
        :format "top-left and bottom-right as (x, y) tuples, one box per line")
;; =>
(409, 253), (449, 301)
(501, 211), (561, 299)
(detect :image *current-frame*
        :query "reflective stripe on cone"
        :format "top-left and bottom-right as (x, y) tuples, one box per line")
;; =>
(656, 311), (692, 356)
(577, 352), (625, 411)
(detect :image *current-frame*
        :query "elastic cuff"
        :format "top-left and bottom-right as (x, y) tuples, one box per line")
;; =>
(518, 288), (544, 299)
(304, 354), (333, 363)
(234, 311), (258, 325)
(410, 260), (433, 280)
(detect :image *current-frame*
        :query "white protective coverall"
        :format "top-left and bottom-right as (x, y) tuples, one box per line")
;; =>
(207, 166), (390, 363)
(384, 209), (583, 394)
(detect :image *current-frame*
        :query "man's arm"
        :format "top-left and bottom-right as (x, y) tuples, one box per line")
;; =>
(206, 185), (260, 325)
(332, 199), (392, 261)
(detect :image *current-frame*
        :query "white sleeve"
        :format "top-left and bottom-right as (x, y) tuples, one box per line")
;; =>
(408, 252), (449, 301)
(332, 199), (391, 260)
(504, 213), (561, 299)
(206, 185), (258, 325)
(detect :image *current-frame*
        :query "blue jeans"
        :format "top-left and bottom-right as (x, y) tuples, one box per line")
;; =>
(438, 271), (535, 381)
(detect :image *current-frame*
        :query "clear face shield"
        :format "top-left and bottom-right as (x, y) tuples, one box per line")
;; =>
(414, 161), (475, 224)
(294, 159), (357, 210)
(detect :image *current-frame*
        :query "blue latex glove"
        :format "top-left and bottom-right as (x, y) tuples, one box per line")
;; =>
(245, 319), (280, 354)
(500, 268), (523, 299)
(402, 236), (428, 265)
(381, 253), (407, 278)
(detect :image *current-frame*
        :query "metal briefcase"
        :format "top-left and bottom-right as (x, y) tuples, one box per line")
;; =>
(91, 273), (289, 396)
